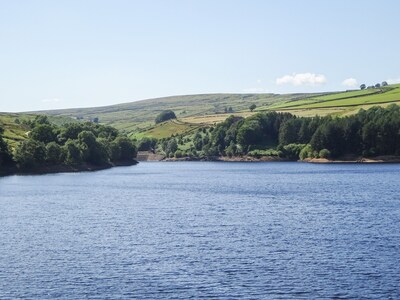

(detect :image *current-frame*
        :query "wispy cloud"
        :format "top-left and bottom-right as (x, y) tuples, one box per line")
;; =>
(342, 78), (358, 87)
(41, 98), (62, 103)
(276, 73), (327, 86)
(386, 78), (400, 84)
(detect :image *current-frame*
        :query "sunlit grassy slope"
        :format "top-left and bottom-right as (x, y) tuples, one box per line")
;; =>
(267, 84), (400, 112)
(0, 113), (77, 149)
(32, 93), (325, 134)
(0, 114), (31, 149)
(22, 84), (400, 139)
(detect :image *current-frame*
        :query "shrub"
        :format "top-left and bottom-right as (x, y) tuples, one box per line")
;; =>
(174, 150), (183, 158)
(299, 144), (313, 160)
(281, 143), (306, 160)
(319, 149), (331, 159)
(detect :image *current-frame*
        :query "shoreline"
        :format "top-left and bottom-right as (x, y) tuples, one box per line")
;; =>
(0, 160), (138, 177)
(160, 154), (400, 164)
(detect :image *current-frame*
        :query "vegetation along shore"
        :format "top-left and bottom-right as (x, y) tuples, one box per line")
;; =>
(2, 83), (400, 175)
(0, 115), (137, 176)
(138, 104), (400, 164)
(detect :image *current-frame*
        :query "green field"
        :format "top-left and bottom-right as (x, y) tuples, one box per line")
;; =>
(30, 93), (324, 133)
(131, 119), (205, 139)
(3, 83), (397, 140)
(0, 113), (32, 149)
(0, 113), (78, 149)
(268, 85), (400, 111)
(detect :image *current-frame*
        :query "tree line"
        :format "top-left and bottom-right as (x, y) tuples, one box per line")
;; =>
(0, 116), (137, 171)
(154, 104), (400, 160)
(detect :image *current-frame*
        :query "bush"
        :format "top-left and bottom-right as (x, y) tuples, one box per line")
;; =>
(174, 150), (183, 158)
(138, 137), (157, 151)
(281, 143), (306, 160)
(319, 149), (331, 159)
(299, 144), (313, 160)
(248, 149), (279, 157)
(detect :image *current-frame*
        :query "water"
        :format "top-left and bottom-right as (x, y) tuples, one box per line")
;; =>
(1, 162), (400, 299)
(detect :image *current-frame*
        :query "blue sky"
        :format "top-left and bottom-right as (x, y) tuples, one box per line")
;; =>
(1, 0), (400, 112)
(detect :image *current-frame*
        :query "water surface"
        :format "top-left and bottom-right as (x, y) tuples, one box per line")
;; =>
(1, 162), (399, 299)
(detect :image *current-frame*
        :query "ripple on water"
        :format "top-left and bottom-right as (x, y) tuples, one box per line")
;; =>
(0, 162), (400, 299)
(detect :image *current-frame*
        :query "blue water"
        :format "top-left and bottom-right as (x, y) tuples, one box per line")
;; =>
(1, 162), (400, 299)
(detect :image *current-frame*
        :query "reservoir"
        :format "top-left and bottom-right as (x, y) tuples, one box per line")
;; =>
(1, 162), (399, 298)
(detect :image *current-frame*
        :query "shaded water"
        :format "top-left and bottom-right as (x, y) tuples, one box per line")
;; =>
(1, 162), (399, 299)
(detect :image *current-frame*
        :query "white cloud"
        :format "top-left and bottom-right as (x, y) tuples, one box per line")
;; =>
(386, 78), (400, 84)
(41, 98), (62, 103)
(342, 78), (358, 87)
(256, 79), (262, 84)
(276, 73), (327, 86)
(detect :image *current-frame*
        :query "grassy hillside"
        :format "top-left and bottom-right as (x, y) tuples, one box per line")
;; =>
(0, 113), (78, 149)
(0, 113), (32, 149)
(18, 83), (400, 140)
(267, 84), (400, 116)
(132, 119), (206, 139)
(32, 93), (326, 133)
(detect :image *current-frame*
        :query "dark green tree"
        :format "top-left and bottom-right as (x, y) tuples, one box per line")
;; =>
(13, 139), (46, 168)
(30, 124), (58, 144)
(155, 110), (176, 124)
(46, 142), (64, 165)
(114, 136), (137, 160)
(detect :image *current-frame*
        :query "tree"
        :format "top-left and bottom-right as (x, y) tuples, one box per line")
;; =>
(249, 104), (257, 112)
(375, 83), (381, 89)
(360, 84), (366, 90)
(382, 81), (388, 87)
(165, 139), (178, 156)
(193, 132), (203, 151)
(33, 115), (50, 126)
(228, 107), (233, 113)
(155, 110), (176, 124)
(237, 120), (263, 150)
(138, 137), (157, 151)
(46, 142), (64, 165)
(30, 124), (57, 144)
(78, 131), (109, 165)
(0, 126), (13, 166)
(279, 119), (301, 145)
(13, 139), (46, 168)
(64, 140), (83, 165)
(114, 136), (137, 160)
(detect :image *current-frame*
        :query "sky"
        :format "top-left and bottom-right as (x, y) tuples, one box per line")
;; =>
(1, 0), (400, 112)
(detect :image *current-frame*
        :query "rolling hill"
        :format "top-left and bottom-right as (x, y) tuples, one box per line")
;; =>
(2, 83), (399, 141)
(30, 92), (327, 134)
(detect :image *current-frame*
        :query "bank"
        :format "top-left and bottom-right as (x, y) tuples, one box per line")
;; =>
(0, 160), (138, 177)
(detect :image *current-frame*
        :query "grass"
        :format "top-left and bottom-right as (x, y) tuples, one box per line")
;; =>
(269, 85), (400, 111)
(5, 83), (400, 140)
(30, 93), (323, 133)
(0, 113), (32, 149)
(131, 119), (204, 139)
(0, 113), (78, 149)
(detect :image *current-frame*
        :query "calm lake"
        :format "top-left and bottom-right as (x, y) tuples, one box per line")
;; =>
(1, 162), (399, 299)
